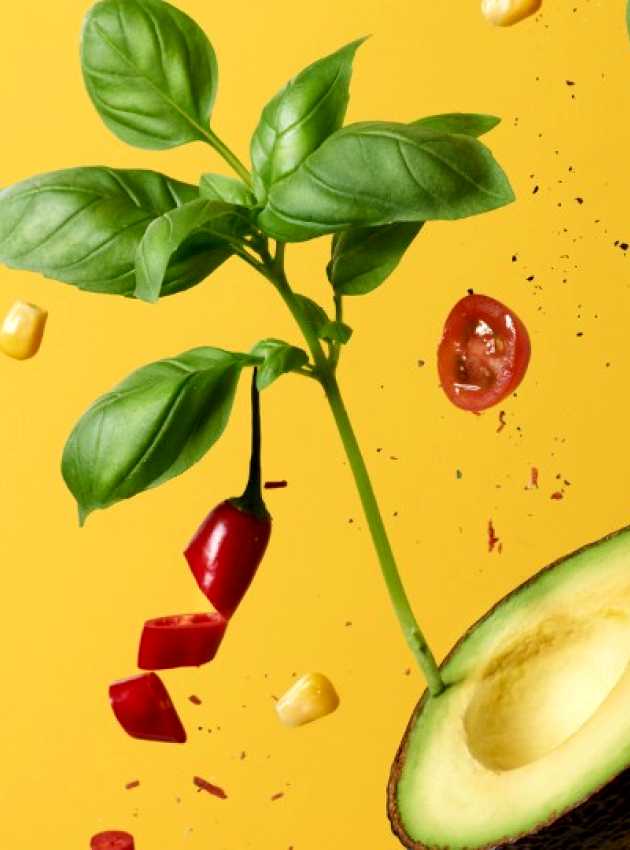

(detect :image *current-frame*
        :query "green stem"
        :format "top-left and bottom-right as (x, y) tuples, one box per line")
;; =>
(202, 127), (252, 187)
(267, 243), (444, 696)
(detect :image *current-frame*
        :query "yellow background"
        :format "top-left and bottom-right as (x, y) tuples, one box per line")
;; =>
(0, 1), (628, 847)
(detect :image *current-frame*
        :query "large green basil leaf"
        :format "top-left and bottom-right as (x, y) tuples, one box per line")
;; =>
(135, 199), (249, 302)
(200, 173), (256, 207)
(81, 0), (218, 150)
(410, 113), (500, 138)
(257, 122), (514, 241)
(251, 338), (309, 390)
(327, 222), (422, 295)
(62, 347), (253, 523)
(0, 167), (223, 296)
(250, 39), (364, 201)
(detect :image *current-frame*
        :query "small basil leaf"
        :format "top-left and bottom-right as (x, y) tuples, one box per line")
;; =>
(294, 294), (330, 336)
(62, 347), (253, 522)
(135, 199), (247, 302)
(327, 222), (422, 295)
(258, 122), (514, 242)
(251, 38), (365, 200)
(200, 173), (256, 206)
(320, 320), (353, 344)
(251, 338), (309, 390)
(81, 0), (218, 150)
(410, 113), (500, 138)
(0, 167), (212, 296)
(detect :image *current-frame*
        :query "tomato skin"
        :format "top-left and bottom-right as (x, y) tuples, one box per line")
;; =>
(437, 294), (531, 412)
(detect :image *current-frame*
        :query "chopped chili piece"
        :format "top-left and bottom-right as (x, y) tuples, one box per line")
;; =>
(90, 832), (134, 850)
(109, 673), (186, 744)
(193, 776), (228, 799)
(264, 480), (288, 489)
(138, 612), (227, 670)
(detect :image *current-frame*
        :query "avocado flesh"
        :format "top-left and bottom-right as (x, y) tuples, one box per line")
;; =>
(388, 526), (630, 850)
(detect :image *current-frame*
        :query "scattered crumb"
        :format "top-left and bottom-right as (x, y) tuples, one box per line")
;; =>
(240, 752), (247, 760)
(417, 359), (425, 367)
(271, 793), (285, 802)
(188, 695), (202, 706)
(527, 467), (539, 489)
(551, 491), (564, 501)
(193, 777), (228, 800)
(497, 411), (507, 433)
(488, 520), (500, 554)
(456, 469), (463, 480)
(125, 780), (140, 790)
(265, 480), (288, 490)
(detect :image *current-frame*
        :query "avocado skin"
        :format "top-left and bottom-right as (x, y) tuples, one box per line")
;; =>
(387, 527), (630, 849)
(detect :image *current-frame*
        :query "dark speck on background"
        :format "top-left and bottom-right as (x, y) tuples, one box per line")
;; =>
(271, 793), (285, 802)
(189, 695), (202, 705)
(551, 491), (564, 501)
(497, 411), (507, 433)
(125, 780), (140, 790)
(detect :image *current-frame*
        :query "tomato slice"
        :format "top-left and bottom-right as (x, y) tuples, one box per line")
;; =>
(437, 294), (531, 412)
(90, 832), (135, 850)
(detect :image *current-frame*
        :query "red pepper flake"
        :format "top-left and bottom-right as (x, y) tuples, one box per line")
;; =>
(271, 792), (285, 801)
(125, 780), (140, 790)
(529, 466), (539, 489)
(264, 480), (288, 489)
(551, 491), (564, 500)
(188, 695), (202, 705)
(497, 411), (507, 433)
(193, 776), (228, 799)
(488, 520), (500, 553)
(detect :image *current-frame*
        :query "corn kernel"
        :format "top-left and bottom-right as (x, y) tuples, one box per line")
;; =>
(481, 0), (542, 26)
(276, 673), (340, 727)
(0, 300), (48, 360)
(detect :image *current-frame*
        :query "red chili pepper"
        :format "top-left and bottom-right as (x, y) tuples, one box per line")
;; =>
(138, 612), (227, 670)
(90, 832), (135, 850)
(109, 673), (186, 744)
(185, 371), (272, 618)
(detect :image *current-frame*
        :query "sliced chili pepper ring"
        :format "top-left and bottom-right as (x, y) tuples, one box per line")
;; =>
(138, 612), (227, 670)
(90, 832), (135, 850)
(109, 672), (186, 744)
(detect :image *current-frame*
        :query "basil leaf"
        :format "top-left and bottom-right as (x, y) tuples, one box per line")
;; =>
(81, 0), (218, 150)
(294, 294), (330, 336)
(200, 173), (256, 207)
(327, 222), (422, 295)
(251, 338), (309, 390)
(62, 347), (252, 523)
(0, 167), (219, 296)
(257, 122), (514, 242)
(135, 199), (249, 302)
(410, 113), (500, 138)
(250, 38), (365, 200)
(320, 320), (353, 344)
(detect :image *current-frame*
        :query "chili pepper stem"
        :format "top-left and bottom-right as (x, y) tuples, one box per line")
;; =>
(236, 369), (269, 519)
(267, 243), (445, 697)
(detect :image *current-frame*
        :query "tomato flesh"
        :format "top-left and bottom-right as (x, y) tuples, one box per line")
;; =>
(90, 832), (135, 850)
(437, 294), (530, 412)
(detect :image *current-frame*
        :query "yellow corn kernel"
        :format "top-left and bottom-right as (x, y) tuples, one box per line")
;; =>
(0, 300), (48, 360)
(276, 673), (340, 727)
(481, 0), (542, 26)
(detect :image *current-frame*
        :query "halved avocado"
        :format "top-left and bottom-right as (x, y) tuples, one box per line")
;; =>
(388, 526), (630, 849)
